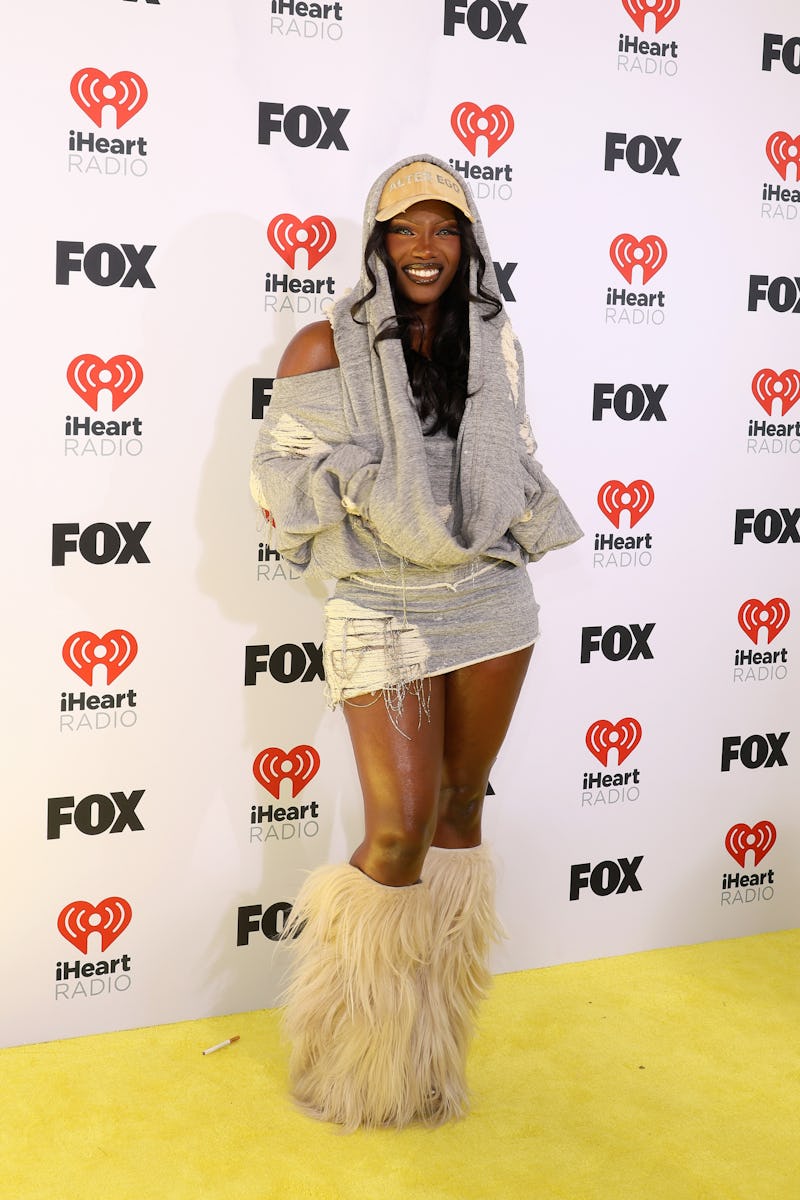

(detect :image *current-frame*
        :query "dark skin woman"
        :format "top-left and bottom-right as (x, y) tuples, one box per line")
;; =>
(253, 157), (580, 1131)
(275, 198), (533, 889)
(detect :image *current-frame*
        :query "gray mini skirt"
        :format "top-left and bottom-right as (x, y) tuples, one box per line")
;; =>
(323, 558), (539, 708)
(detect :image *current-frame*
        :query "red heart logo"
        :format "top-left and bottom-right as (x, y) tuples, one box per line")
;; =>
(70, 68), (148, 129)
(450, 102), (514, 157)
(751, 368), (800, 417)
(765, 132), (800, 181)
(66, 354), (143, 412)
(725, 822), (776, 869)
(267, 214), (337, 270)
(58, 897), (132, 954)
(253, 746), (321, 799)
(597, 480), (654, 529)
(586, 718), (642, 767)
(609, 234), (668, 285)
(62, 630), (138, 685)
(621, 0), (680, 35)
(737, 598), (790, 645)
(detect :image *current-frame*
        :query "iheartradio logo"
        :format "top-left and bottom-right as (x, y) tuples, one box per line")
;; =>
(58, 897), (132, 953)
(253, 745), (320, 799)
(610, 234), (667, 286)
(450, 102), (514, 157)
(70, 68), (148, 129)
(66, 354), (143, 413)
(597, 480), (654, 529)
(751, 368), (800, 418)
(62, 630), (138, 685)
(267, 214), (336, 270)
(738, 598), (790, 645)
(621, 0), (679, 35)
(586, 718), (642, 767)
(725, 821), (776, 869)
(765, 132), (800, 182)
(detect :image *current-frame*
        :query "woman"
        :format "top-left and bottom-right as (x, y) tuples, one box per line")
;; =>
(251, 154), (581, 1130)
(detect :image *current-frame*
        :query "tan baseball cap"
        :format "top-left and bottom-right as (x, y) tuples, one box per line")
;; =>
(376, 161), (474, 223)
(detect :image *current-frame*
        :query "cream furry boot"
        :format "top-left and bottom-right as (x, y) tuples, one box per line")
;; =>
(417, 844), (504, 1123)
(281, 863), (434, 1131)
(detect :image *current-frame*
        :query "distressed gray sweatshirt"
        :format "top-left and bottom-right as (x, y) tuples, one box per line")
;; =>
(250, 153), (582, 579)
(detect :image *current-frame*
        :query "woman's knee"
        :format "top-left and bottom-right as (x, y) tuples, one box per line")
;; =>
(352, 813), (435, 884)
(437, 782), (486, 837)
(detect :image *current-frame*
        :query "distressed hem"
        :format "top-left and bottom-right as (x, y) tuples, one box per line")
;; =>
(328, 636), (540, 737)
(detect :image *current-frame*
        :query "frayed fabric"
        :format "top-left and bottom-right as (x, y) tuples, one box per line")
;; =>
(322, 595), (432, 736)
(281, 864), (438, 1131)
(325, 561), (539, 731)
(323, 597), (430, 708)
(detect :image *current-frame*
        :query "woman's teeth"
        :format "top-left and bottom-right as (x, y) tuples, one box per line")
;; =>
(405, 266), (442, 282)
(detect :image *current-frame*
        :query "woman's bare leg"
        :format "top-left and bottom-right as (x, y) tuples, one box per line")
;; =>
(342, 645), (533, 880)
(343, 677), (447, 886)
(433, 645), (534, 848)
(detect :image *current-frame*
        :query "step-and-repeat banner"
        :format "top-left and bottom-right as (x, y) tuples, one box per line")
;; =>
(2, 0), (798, 1047)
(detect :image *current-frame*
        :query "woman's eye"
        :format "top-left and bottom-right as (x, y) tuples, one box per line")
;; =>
(389, 225), (413, 235)
(437, 227), (460, 237)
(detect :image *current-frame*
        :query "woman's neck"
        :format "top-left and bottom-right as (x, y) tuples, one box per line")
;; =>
(407, 304), (440, 358)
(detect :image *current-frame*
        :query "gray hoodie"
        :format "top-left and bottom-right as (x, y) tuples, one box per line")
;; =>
(250, 153), (582, 578)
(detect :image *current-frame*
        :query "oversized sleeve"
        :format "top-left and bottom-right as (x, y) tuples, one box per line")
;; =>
(249, 369), (379, 570)
(504, 332), (583, 562)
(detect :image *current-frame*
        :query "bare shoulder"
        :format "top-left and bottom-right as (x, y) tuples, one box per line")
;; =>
(276, 321), (339, 378)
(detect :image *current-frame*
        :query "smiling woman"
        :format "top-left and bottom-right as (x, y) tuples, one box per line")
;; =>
(251, 154), (581, 1130)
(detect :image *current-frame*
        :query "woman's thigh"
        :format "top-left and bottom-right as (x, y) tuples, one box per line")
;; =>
(434, 646), (534, 843)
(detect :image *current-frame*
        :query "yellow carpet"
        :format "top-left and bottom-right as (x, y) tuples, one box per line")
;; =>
(3, 930), (798, 1200)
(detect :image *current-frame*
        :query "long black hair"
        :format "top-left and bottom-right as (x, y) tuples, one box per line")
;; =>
(350, 214), (502, 437)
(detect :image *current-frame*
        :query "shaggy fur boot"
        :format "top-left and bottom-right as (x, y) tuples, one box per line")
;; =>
(281, 863), (434, 1131)
(416, 844), (504, 1123)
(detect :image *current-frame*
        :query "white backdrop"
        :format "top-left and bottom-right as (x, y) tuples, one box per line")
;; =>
(2, 0), (798, 1048)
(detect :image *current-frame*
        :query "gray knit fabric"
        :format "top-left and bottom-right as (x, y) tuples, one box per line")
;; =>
(250, 152), (582, 579)
(325, 560), (539, 707)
